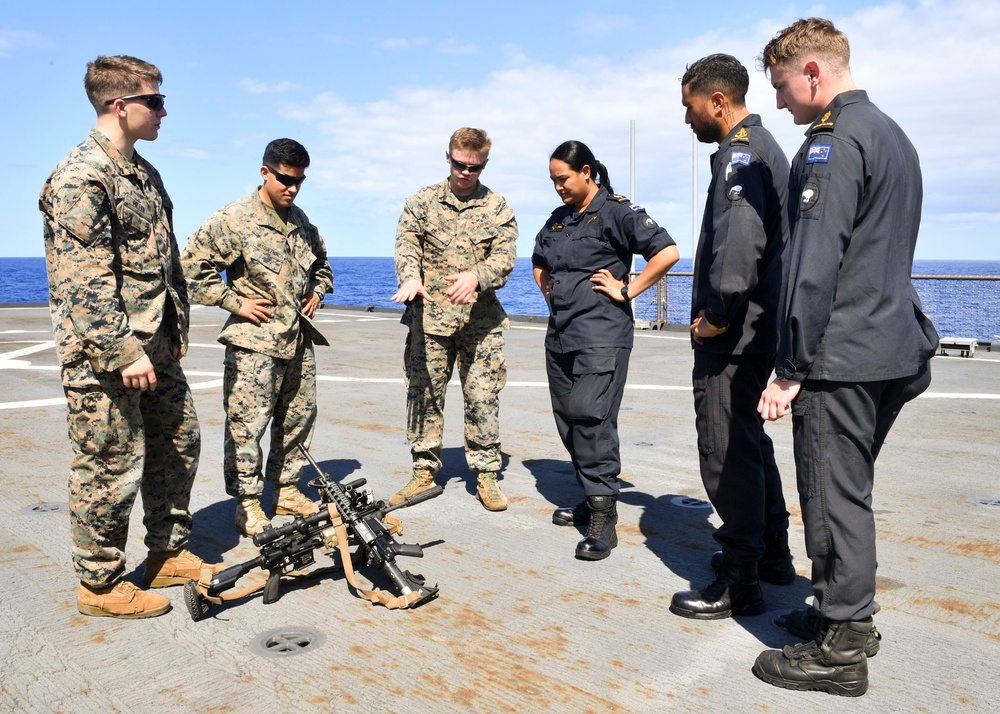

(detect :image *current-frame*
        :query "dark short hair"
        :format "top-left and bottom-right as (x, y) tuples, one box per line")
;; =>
(681, 54), (749, 106)
(550, 140), (614, 195)
(262, 138), (310, 169)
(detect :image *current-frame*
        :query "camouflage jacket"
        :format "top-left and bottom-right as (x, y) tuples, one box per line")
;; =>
(181, 190), (333, 360)
(395, 179), (517, 336)
(39, 129), (189, 386)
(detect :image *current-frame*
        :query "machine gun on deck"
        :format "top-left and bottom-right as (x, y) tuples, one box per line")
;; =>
(183, 447), (441, 620)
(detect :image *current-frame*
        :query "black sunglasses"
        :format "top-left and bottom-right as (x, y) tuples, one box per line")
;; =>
(104, 93), (166, 111)
(449, 155), (487, 173)
(264, 165), (306, 187)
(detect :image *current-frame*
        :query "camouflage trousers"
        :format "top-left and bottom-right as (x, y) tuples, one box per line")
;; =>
(223, 343), (316, 498)
(404, 327), (506, 474)
(64, 338), (200, 588)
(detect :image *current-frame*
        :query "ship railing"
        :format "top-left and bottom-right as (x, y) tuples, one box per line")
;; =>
(630, 272), (1000, 347)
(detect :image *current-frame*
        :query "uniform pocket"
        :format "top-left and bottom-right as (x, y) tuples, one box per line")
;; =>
(565, 352), (616, 421)
(66, 388), (126, 458)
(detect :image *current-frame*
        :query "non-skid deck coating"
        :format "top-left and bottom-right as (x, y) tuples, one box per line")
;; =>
(0, 303), (997, 714)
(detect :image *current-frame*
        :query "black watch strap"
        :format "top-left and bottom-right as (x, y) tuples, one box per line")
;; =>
(621, 284), (630, 300)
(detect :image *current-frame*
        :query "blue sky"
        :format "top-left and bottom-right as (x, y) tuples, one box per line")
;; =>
(2, 0), (997, 260)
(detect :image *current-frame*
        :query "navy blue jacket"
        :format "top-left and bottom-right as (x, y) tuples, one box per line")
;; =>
(777, 90), (938, 382)
(691, 114), (789, 355)
(532, 187), (675, 353)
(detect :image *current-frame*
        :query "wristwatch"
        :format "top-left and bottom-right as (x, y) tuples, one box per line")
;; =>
(620, 284), (630, 301)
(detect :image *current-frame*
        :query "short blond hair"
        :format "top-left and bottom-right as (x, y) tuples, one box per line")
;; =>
(448, 127), (491, 156)
(84, 55), (163, 114)
(759, 18), (850, 74)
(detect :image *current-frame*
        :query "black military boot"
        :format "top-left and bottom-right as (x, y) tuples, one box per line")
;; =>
(752, 618), (872, 697)
(574, 495), (617, 560)
(552, 500), (589, 527)
(710, 530), (796, 585)
(776, 606), (882, 657)
(670, 552), (766, 619)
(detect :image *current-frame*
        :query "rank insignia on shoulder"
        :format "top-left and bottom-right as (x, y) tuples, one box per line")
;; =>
(731, 126), (750, 144)
(731, 150), (751, 167)
(610, 194), (630, 203)
(807, 143), (832, 164)
(810, 110), (836, 133)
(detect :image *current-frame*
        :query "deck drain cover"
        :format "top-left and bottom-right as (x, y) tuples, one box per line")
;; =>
(631, 441), (655, 447)
(22, 503), (69, 515)
(252, 626), (325, 658)
(973, 497), (1000, 508)
(671, 496), (712, 509)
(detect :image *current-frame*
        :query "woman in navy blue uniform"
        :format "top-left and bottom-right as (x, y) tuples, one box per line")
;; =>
(532, 140), (679, 560)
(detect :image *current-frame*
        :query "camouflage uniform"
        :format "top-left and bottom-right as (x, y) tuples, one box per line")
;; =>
(396, 179), (517, 474)
(39, 129), (201, 588)
(182, 191), (333, 497)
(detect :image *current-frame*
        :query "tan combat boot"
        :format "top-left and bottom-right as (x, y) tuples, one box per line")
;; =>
(274, 485), (320, 517)
(142, 548), (219, 589)
(77, 581), (171, 619)
(389, 468), (436, 506)
(236, 496), (271, 537)
(477, 472), (508, 512)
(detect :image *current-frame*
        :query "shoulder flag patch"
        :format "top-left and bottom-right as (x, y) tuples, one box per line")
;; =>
(807, 143), (832, 164)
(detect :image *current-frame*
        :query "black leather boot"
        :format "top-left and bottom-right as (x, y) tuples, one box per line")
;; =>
(710, 530), (796, 585)
(776, 606), (881, 657)
(670, 552), (766, 619)
(752, 619), (872, 697)
(552, 500), (589, 527)
(574, 495), (617, 560)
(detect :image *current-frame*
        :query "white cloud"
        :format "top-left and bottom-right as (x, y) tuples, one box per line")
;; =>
(0, 28), (48, 58)
(575, 13), (637, 38)
(281, 1), (1000, 259)
(379, 37), (429, 51)
(438, 39), (478, 55)
(239, 78), (296, 94)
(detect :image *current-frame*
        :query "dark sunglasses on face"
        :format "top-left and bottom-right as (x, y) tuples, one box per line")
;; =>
(449, 155), (486, 173)
(103, 93), (166, 111)
(265, 165), (306, 187)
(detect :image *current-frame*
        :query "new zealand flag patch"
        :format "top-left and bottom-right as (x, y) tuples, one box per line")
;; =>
(807, 143), (832, 163)
(731, 150), (751, 166)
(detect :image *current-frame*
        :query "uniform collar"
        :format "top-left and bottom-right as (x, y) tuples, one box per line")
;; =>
(722, 113), (761, 144)
(89, 129), (147, 181)
(438, 177), (488, 207)
(805, 90), (869, 135)
(252, 188), (300, 234)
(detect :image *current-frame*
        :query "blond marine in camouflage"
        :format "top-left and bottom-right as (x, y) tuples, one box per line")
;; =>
(182, 138), (334, 537)
(390, 128), (518, 511)
(40, 55), (213, 620)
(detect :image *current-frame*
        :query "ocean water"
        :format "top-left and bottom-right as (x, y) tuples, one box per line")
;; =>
(3, 256), (998, 340)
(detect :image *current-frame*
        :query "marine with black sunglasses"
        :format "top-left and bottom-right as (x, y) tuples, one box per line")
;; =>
(40, 55), (211, 619)
(181, 139), (334, 538)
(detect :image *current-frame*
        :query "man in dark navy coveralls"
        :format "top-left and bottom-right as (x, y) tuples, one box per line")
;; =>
(669, 54), (794, 622)
(753, 18), (938, 697)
